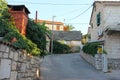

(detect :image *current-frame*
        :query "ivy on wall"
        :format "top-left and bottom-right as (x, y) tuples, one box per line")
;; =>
(26, 19), (51, 56)
(0, 0), (41, 56)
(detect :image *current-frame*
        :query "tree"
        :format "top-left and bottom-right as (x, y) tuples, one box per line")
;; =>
(26, 19), (51, 56)
(64, 24), (74, 31)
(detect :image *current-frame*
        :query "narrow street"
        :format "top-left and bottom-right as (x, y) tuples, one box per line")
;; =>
(39, 53), (114, 80)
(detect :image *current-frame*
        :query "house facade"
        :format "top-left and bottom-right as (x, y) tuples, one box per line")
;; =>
(37, 20), (65, 31)
(89, 1), (120, 69)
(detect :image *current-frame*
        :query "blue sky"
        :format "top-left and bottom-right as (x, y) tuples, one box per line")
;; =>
(6, 0), (94, 34)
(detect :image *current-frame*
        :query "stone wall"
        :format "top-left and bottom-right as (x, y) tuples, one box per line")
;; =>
(0, 43), (41, 80)
(108, 58), (120, 70)
(81, 51), (120, 70)
(80, 51), (95, 67)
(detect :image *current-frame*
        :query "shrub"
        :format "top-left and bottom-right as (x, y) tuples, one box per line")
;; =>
(2, 31), (41, 56)
(26, 19), (51, 57)
(53, 40), (71, 54)
(82, 42), (99, 56)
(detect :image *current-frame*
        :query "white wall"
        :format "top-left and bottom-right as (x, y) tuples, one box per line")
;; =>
(104, 6), (120, 27)
(45, 24), (64, 31)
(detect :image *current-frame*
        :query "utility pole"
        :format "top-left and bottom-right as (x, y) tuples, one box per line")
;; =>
(35, 10), (38, 23)
(51, 16), (56, 54)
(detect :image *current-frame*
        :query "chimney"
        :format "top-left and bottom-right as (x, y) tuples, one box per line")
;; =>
(8, 5), (30, 35)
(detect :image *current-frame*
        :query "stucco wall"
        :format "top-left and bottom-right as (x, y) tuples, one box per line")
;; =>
(45, 24), (64, 31)
(0, 43), (41, 80)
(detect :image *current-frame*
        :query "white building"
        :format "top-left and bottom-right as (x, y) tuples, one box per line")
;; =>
(37, 20), (65, 31)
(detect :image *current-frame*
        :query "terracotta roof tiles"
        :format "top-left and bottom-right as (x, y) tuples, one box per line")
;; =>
(37, 20), (64, 25)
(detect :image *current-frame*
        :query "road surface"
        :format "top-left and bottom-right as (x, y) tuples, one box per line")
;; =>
(39, 53), (119, 80)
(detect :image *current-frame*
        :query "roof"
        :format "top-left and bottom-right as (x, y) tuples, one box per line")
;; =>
(7, 5), (30, 14)
(37, 20), (64, 25)
(52, 31), (82, 41)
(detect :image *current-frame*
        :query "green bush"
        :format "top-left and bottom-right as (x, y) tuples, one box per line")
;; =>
(26, 19), (51, 57)
(53, 40), (71, 54)
(2, 31), (41, 56)
(82, 42), (99, 56)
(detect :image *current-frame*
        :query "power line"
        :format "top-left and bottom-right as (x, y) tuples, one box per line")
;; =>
(64, 22), (89, 25)
(7, 1), (92, 6)
(58, 8), (81, 17)
(65, 5), (93, 20)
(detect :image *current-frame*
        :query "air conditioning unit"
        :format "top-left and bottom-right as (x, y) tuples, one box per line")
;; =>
(98, 29), (103, 37)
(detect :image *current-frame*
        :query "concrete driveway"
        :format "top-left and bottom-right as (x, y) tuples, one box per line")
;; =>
(39, 53), (120, 80)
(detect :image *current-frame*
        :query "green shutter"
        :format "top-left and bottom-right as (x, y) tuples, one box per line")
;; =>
(97, 12), (101, 26)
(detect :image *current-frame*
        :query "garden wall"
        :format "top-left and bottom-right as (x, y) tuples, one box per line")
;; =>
(0, 42), (41, 80)
(80, 51), (96, 68)
(80, 51), (120, 70)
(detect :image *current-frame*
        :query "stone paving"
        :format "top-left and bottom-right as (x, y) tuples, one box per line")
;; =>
(39, 53), (120, 80)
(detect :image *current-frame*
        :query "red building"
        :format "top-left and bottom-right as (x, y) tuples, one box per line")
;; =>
(8, 5), (30, 35)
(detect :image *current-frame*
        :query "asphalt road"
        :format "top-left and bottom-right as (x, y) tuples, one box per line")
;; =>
(39, 53), (119, 80)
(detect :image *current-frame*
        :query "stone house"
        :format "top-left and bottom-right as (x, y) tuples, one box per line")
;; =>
(8, 5), (30, 35)
(89, 1), (120, 69)
(53, 31), (82, 52)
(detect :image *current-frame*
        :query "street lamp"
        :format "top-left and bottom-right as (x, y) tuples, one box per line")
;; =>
(51, 16), (56, 54)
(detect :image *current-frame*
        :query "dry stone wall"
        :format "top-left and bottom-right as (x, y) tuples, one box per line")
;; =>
(80, 51), (120, 70)
(0, 43), (41, 80)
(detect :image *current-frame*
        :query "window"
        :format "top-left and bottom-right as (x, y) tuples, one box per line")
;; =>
(96, 12), (101, 26)
(56, 25), (60, 30)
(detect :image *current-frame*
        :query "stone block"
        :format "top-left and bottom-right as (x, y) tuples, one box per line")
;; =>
(19, 78), (27, 80)
(6, 46), (10, 53)
(10, 71), (17, 80)
(0, 52), (3, 57)
(20, 63), (26, 72)
(3, 53), (9, 58)
(18, 52), (23, 62)
(0, 59), (11, 79)
(9, 50), (14, 59)
(14, 52), (18, 61)
(0, 44), (6, 52)
(11, 61), (17, 70)
(26, 78), (32, 80)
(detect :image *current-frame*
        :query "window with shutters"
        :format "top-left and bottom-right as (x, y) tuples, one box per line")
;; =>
(96, 12), (101, 26)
